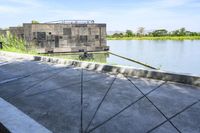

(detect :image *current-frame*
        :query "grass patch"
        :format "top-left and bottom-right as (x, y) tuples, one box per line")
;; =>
(107, 36), (200, 40)
(0, 32), (37, 54)
(42, 52), (109, 64)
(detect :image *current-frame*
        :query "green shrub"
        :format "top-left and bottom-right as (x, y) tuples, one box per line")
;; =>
(0, 32), (26, 53)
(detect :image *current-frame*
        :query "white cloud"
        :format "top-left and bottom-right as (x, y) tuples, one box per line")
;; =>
(0, 0), (42, 14)
(0, 0), (200, 31)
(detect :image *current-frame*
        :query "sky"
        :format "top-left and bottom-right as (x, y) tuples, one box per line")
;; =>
(0, 0), (200, 32)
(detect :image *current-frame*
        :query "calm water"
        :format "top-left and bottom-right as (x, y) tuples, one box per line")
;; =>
(48, 40), (200, 76)
(107, 40), (200, 76)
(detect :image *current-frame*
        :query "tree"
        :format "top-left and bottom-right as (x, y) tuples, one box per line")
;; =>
(137, 27), (145, 37)
(190, 32), (198, 36)
(151, 29), (168, 37)
(179, 27), (186, 36)
(125, 30), (134, 37)
(112, 33), (122, 38)
(171, 30), (180, 36)
(31, 20), (39, 24)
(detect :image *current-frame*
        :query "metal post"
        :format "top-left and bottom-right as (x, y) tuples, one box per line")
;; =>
(0, 42), (3, 49)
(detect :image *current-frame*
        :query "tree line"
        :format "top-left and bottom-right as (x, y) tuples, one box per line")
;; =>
(108, 27), (200, 38)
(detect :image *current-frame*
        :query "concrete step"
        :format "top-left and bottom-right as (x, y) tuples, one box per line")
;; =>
(0, 97), (52, 133)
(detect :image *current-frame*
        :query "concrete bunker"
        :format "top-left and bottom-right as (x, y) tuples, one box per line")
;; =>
(0, 20), (109, 53)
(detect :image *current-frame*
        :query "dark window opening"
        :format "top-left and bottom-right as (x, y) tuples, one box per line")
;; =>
(39, 41), (44, 48)
(37, 32), (46, 41)
(20, 34), (24, 38)
(79, 35), (88, 43)
(95, 35), (99, 40)
(63, 28), (71, 35)
(88, 28), (91, 35)
(33, 32), (36, 38)
(55, 36), (59, 48)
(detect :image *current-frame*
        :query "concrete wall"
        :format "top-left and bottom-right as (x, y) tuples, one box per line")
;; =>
(0, 27), (24, 38)
(23, 23), (108, 53)
(9, 27), (24, 38)
(0, 30), (7, 36)
(0, 22), (108, 53)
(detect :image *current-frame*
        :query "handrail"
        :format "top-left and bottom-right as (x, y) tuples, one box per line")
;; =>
(108, 52), (158, 70)
(42, 51), (158, 69)
(45, 20), (95, 24)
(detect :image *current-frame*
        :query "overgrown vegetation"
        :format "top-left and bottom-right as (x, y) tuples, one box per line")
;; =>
(31, 20), (40, 24)
(107, 36), (200, 40)
(107, 27), (200, 40)
(0, 32), (36, 54)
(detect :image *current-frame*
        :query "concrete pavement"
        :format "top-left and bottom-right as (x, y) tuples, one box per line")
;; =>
(0, 54), (200, 133)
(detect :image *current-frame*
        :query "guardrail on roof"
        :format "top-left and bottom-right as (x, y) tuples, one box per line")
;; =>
(45, 20), (95, 24)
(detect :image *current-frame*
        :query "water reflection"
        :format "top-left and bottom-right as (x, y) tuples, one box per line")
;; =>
(44, 51), (154, 70)
(43, 40), (200, 75)
(108, 40), (200, 76)
(44, 52), (109, 63)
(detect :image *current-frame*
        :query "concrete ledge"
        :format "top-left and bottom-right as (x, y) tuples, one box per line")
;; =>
(0, 122), (10, 133)
(0, 51), (35, 60)
(0, 98), (52, 133)
(36, 56), (200, 87)
(1, 51), (200, 87)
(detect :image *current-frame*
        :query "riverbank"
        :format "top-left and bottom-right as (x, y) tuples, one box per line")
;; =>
(1, 50), (200, 87)
(107, 36), (200, 40)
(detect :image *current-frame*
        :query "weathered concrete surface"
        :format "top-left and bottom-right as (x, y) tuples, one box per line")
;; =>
(1, 22), (108, 53)
(0, 97), (52, 133)
(0, 54), (200, 133)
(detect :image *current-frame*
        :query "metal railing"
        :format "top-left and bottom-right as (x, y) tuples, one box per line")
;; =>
(45, 20), (95, 24)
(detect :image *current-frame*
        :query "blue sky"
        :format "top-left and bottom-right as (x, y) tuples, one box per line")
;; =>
(0, 0), (200, 32)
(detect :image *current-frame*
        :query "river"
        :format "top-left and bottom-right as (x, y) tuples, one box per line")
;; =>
(47, 40), (200, 76)
(107, 40), (200, 76)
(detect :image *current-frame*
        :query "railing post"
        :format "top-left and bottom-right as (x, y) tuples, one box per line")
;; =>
(0, 42), (3, 49)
